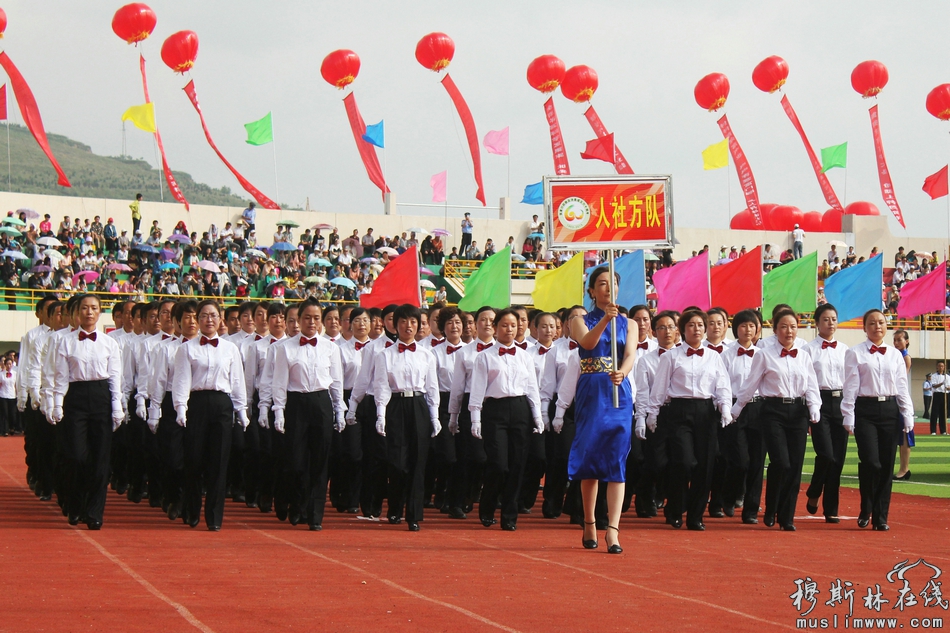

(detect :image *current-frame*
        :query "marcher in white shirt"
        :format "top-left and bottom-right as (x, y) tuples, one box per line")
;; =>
(373, 304), (441, 531)
(630, 305), (658, 361)
(322, 305), (343, 344)
(705, 306), (736, 519)
(840, 309), (915, 531)
(468, 308), (543, 531)
(733, 309), (820, 531)
(50, 294), (124, 530)
(803, 304), (850, 523)
(270, 300), (345, 531)
(428, 307), (467, 518)
(0, 358), (17, 436)
(172, 300), (248, 531)
(521, 311), (557, 515)
(17, 298), (55, 499)
(511, 305), (533, 351)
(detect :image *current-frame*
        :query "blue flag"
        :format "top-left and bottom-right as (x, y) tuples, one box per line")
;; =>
(584, 250), (647, 311)
(824, 255), (883, 323)
(361, 120), (384, 148)
(521, 181), (543, 205)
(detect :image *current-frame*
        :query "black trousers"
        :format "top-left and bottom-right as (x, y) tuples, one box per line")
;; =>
(479, 396), (531, 526)
(0, 397), (14, 435)
(446, 393), (486, 511)
(183, 391), (233, 529)
(227, 412), (246, 499)
(660, 398), (718, 525)
(329, 390), (362, 512)
(424, 393), (456, 509)
(727, 401), (764, 520)
(385, 395), (431, 524)
(358, 396), (387, 517)
(760, 399), (809, 527)
(283, 390), (334, 527)
(460, 232), (472, 255)
(60, 380), (113, 523)
(707, 423), (732, 514)
(34, 402), (57, 498)
(244, 391), (276, 506)
(806, 392), (847, 518)
(520, 425), (546, 511)
(158, 393), (185, 505)
(126, 395), (160, 501)
(931, 393), (947, 435)
(854, 398), (901, 527)
(543, 400), (575, 519)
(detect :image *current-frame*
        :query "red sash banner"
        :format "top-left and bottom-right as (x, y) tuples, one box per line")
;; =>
(868, 104), (906, 228)
(780, 96), (843, 212)
(543, 97), (570, 175)
(182, 80), (280, 210)
(441, 74), (486, 206)
(0, 52), (70, 187)
(140, 55), (189, 210)
(342, 92), (390, 199)
(717, 113), (762, 227)
(583, 106), (634, 174)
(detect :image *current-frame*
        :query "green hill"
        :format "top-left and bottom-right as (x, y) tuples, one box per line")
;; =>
(0, 123), (249, 206)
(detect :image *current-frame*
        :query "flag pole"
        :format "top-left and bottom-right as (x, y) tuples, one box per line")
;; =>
(5, 117), (10, 191)
(271, 113), (280, 205)
(608, 248), (619, 408)
(152, 134), (164, 202)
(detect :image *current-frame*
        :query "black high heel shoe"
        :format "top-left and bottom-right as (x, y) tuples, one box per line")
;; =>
(582, 521), (598, 549)
(606, 525), (622, 554)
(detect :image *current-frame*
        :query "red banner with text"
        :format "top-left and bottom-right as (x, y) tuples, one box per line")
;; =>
(780, 95), (843, 212)
(717, 113), (761, 227)
(869, 104), (906, 228)
(140, 55), (189, 210)
(441, 74), (486, 206)
(544, 97), (570, 176)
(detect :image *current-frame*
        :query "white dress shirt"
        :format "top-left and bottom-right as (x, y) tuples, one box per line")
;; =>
(646, 344), (732, 418)
(147, 335), (183, 420)
(269, 334), (345, 416)
(51, 329), (123, 409)
(634, 337), (659, 357)
(339, 337), (370, 392)
(448, 339), (495, 415)
(757, 335), (807, 351)
(841, 340), (915, 429)
(531, 343), (554, 381)
(732, 343), (821, 421)
(17, 324), (48, 407)
(931, 372), (949, 394)
(432, 339), (468, 393)
(702, 338), (734, 355)
(121, 333), (148, 403)
(540, 337), (578, 413)
(722, 343), (758, 396)
(41, 328), (73, 413)
(467, 344), (542, 425)
(373, 341), (439, 421)
(634, 347), (671, 424)
(0, 367), (18, 399)
(804, 336), (849, 391)
(172, 335), (247, 414)
(348, 337), (395, 410)
(244, 334), (285, 397)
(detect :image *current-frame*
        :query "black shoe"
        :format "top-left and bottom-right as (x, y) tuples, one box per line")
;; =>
(309, 524), (322, 531)
(501, 522), (516, 531)
(208, 525), (220, 532)
(275, 504), (288, 522)
(289, 511), (301, 526)
(246, 495), (258, 509)
(387, 516), (402, 525)
(517, 505), (532, 515)
(87, 520), (102, 531)
(583, 521), (598, 549)
(763, 514), (776, 528)
(893, 471), (911, 481)
(825, 516), (840, 524)
(606, 525), (622, 554)
(408, 522), (420, 532)
(68, 514), (81, 526)
(708, 508), (725, 518)
(669, 518), (683, 529)
(116, 482), (129, 495)
(722, 506), (735, 518)
(741, 516), (759, 525)
(233, 493), (246, 504)
(39, 494), (52, 502)
(873, 523), (890, 531)
(345, 507), (360, 514)
(259, 493), (273, 513)
(447, 507), (467, 520)
(480, 517), (497, 528)
(167, 500), (182, 521)
(188, 516), (200, 528)
(149, 496), (162, 508)
(687, 522), (705, 531)
(423, 500), (435, 509)
(857, 515), (870, 529)
(806, 498), (819, 515)
(780, 523), (796, 532)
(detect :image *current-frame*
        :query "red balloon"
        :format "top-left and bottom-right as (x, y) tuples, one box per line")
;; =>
(730, 208), (758, 230)
(757, 203), (779, 230)
(752, 56), (789, 94)
(851, 60), (888, 98)
(926, 84), (950, 121)
(800, 210), (823, 232)
(527, 55), (566, 94)
(112, 3), (157, 44)
(769, 205), (804, 231)
(821, 208), (844, 232)
(161, 30), (198, 74)
(560, 65), (598, 103)
(320, 50), (360, 89)
(415, 32), (454, 72)
(845, 200), (880, 216)
(0, 8), (8, 38)
(694, 73), (730, 112)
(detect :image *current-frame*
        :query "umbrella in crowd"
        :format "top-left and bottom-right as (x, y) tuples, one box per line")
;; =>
(1, 250), (28, 260)
(312, 258), (332, 268)
(360, 257), (378, 264)
(37, 236), (61, 247)
(196, 260), (221, 273)
(432, 228), (451, 237)
(0, 226), (22, 237)
(420, 279), (436, 289)
(2, 216), (26, 227)
(828, 240), (848, 249)
(276, 220), (299, 228)
(419, 266), (434, 275)
(42, 249), (65, 261)
(161, 249), (176, 260)
(105, 263), (132, 271)
(528, 232), (544, 239)
(510, 253), (526, 261)
(17, 208), (39, 219)
(246, 248), (267, 258)
(303, 275), (329, 285)
(312, 223), (333, 231)
(31, 265), (52, 273)
(644, 253), (660, 262)
(167, 234), (192, 244)
(329, 277), (357, 290)
(269, 242), (296, 252)
(73, 270), (99, 285)
(406, 227), (428, 235)
(133, 244), (159, 254)
(376, 246), (399, 256)
(159, 262), (180, 271)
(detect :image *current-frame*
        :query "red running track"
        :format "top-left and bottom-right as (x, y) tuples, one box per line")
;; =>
(1, 437), (948, 633)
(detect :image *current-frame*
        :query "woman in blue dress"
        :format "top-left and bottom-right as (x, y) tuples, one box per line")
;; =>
(569, 266), (637, 554)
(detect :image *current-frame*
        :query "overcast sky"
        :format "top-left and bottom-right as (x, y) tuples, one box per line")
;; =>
(3, 0), (950, 238)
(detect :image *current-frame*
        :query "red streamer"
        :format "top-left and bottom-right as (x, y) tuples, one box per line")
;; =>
(440, 74), (486, 206)
(868, 104), (906, 228)
(182, 80), (279, 210)
(0, 84), (6, 121)
(583, 106), (634, 174)
(342, 92), (390, 199)
(779, 96), (843, 212)
(140, 55), (189, 210)
(717, 114), (762, 227)
(543, 97), (570, 175)
(0, 52), (70, 187)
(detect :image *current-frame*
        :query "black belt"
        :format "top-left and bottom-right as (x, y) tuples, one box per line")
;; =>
(820, 389), (842, 398)
(857, 396), (896, 403)
(762, 397), (806, 405)
(392, 391), (424, 399)
(732, 396), (762, 404)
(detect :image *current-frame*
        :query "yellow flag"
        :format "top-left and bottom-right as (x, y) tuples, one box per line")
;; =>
(702, 138), (729, 170)
(121, 103), (156, 134)
(532, 252), (584, 311)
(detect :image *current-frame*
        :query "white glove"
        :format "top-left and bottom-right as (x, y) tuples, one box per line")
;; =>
(258, 406), (269, 429)
(16, 399), (25, 413)
(30, 398), (38, 411)
(471, 420), (482, 439)
(809, 407), (821, 425)
(904, 418), (915, 434)
(431, 418), (442, 438)
(843, 420), (855, 435)
(552, 411), (565, 434)
(335, 414), (346, 433)
(112, 401), (125, 427)
(532, 417), (544, 434)
(274, 409), (286, 434)
(448, 413), (459, 434)
(376, 416), (386, 437)
(29, 388), (40, 407)
(635, 418), (646, 440)
(541, 409), (551, 432)
(720, 415), (733, 428)
(135, 400), (147, 421)
(176, 406), (187, 428)
(345, 408), (357, 424)
(730, 403), (743, 421)
(646, 413), (658, 432)
(236, 409), (250, 429)
(49, 406), (63, 425)
(147, 414), (159, 435)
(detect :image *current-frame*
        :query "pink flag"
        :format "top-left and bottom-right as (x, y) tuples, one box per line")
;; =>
(896, 261), (947, 318)
(654, 251), (711, 312)
(483, 127), (509, 156)
(431, 170), (447, 203)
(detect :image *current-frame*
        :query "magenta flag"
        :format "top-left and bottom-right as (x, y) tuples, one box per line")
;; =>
(483, 127), (509, 155)
(896, 261), (947, 318)
(654, 251), (711, 312)
(430, 170), (447, 203)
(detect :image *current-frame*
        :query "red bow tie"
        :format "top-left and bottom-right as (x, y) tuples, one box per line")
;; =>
(869, 345), (886, 355)
(300, 337), (317, 347)
(477, 342), (493, 352)
(398, 342), (416, 353)
(781, 347), (798, 358)
(447, 345), (462, 355)
(78, 331), (97, 342)
(5, 372), (11, 377)
(514, 341), (528, 350)
(707, 344), (723, 354)
(822, 340), (837, 350)
(162, 334), (170, 341)
(538, 346), (551, 356)
(637, 341), (649, 351)
(737, 347), (755, 357)
(686, 347), (704, 357)
(200, 336), (218, 347)
(658, 348), (667, 356)
(255, 334), (263, 341)
(354, 341), (367, 351)
(499, 346), (516, 356)
(385, 341), (394, 348)
(431, 338), (445, 347)
(569, 341), (578, 351)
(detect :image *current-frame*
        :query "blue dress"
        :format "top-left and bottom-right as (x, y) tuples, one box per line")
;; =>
(568, 307), (634, 482)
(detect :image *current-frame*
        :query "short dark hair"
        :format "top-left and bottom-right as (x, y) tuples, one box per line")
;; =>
(266, 303), (285, 318)
(652, 310), (678, 331)
(196, 299), (221, 316)
(437, 306), (463, 332)
(223, 305), (241, 320)
(393, 304), (422, 328)
(708, 307), (729, 322)
(298, 298), (322, 316)
(731, 309), (759, 338)
(678, 309), (707, 337)
(475, 305), (496, 321)
(45, 300), (63, 319)
(238, 301), (256, 317)
(493, 308), (519, 327)
(773, 308), (798, 327)
(34, 297), (53, 316)
(174, 300), (199, 322)
(813, 303), (837, 323)
(629, 304), (651, 319)
(348, 307), (368, 322)
(771, 303), (793, 323)
(322, 305), (340, 320)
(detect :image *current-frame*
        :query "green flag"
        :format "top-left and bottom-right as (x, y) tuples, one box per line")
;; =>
(763, 251), (818, 316)
(458, 246), (511, 311)
(244, 112), (273, 146)
(820, 142), (847, 173)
